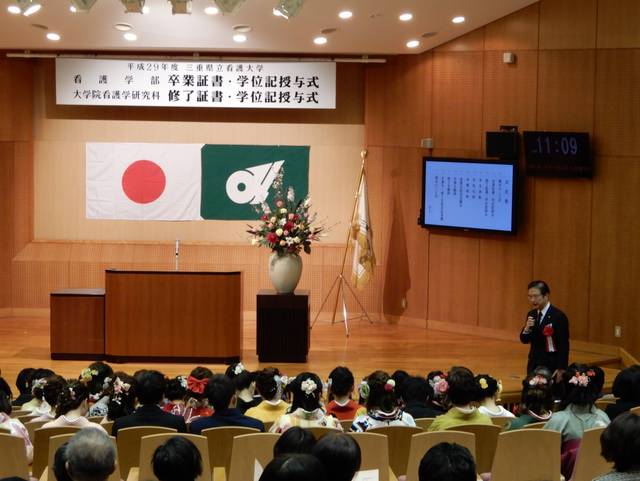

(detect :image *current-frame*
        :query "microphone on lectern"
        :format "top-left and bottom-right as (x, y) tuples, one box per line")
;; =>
(175, 239), (180, 271)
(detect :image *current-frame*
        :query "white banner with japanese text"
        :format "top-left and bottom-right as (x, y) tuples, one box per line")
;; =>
(56, 58), (336, 109)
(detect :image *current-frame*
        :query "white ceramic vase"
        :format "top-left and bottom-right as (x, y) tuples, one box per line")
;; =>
(269, 252), (303, 294)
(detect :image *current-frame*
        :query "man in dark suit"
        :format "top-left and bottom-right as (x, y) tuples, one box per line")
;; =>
(520, 280), (570, 381)
(112, 369), (186, 437)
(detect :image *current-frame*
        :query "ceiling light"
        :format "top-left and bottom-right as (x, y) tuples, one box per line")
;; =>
(338, 10), (352, 19)
(123, 32), (137, 41)
(21, 0), (42, 16)
(214, 0), (246, 14)
(46, 32), (61, 41)
(69, 0), (98, 13)
(204, 6), (219, 15)
(273, 0), (305, 19)
(313, 36), (327, 45)
(168, 0), (191, 14)
(399, 12), (413, 22)
(7, 5), (21, 14)
(406, 40), (419, 48)
(233, 34), (247, 43)
(119, 0), (145, 13)
(452, 16), (465, 24)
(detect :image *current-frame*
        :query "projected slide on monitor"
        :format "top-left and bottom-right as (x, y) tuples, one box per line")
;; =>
(423, 160), (514, 232)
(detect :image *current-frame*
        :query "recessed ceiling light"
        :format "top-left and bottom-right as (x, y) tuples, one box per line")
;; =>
(452, 16), (465, 24)
(69, 5), (77, 12)
(114, 23), (133, 32)
(46, 32), (61, 41)
(123, 32), (137, 41)
(233, 34), (247, 43)
(399, 12), (413, 22)
(233, 24), (252, 33)
(7, 5), (21, 14)
(204, 6), (218, 15)
(313, 36), (327, 45)
(406, 40), (420, 49)
(141, 5), (150, 14)
(338, 10), (352, 19)
(23, 3), (42, 16)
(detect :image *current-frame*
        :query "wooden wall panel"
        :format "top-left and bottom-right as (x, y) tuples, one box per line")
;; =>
(12, 142), (33, 255)
(484, 4), (540, 51)
(539, 0), (597, 49)
(482, 50), (538, 132)
(364, 65), (386, 147)
(435, 29), (485, 52)
(432, 52), (484, 152)
(596, 0), (640, 49)
(428, 234), (479, 326)
(537, 50), (596, 132)
(532, 178), (592, 340)
(594, 50), (640, 157)
(0, 143), (14, 308)
(589, 157), (640, 350)
(0, 59), (33, 142)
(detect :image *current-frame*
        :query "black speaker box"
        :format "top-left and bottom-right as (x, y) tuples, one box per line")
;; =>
(486, 131), (520, 160)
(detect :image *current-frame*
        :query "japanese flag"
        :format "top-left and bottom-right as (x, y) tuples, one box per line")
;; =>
(86, 143), (202, 220)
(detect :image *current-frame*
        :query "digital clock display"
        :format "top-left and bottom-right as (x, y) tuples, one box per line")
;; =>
(523, 131), (592, 177)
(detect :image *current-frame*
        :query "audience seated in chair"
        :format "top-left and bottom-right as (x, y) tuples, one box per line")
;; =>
(324, 366), (365, 421)
(12, 368), (35, 407)
(245, 368), (290, 423)
(311, 432), (361, 481)
(605, 365), (640, 421)
(184, 367), (214, 424)
(418, 442), (476, 481)
(428, 367), (492, 431)
(152, 435), (203, 481)
(271, 372), (341, 433)
(84, 362), (114, 418)
(112, 370), (186, 437)
(189, 374), (264, 434)
(104, 373), (136, 422)
(53, 442), (73, 481)
(21, 368), (55, 412)
(226, 363), (261, 414)
(509, 373), (553, 430)
(0, 377), (33, 462)
(426, 371), (449, 415)
(42, 380), (108, 433)
(595, 411), (640, 481)
(162, 375), (188, 417)
(65, 428), (116, 481)
(402, 376), (442, 419)
(31, 375), (66, 422)
(352, 370), (416, 432)
(273, 426), (317, 456)
(259, 453), (327, 481)
(475, 374), (515, 419)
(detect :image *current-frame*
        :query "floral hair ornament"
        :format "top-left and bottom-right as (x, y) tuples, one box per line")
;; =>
(384, 379), (396, 392)
(300, 378), (318, 396)
(68, 386), (76, 400)
(359, 380), (370, 400)
(187, 375), (208, 394)
(568, 372), (590, 387)
(233, 363), (246, 376)
(433, 378), (449, 395)
(178, 376), (188, 389)
(102, 377), (112, 391)
(528, 375), (548, 387)
(80, 368), (98, 384)
(32, 378), (47, 391)
(478, 378), (489, 390)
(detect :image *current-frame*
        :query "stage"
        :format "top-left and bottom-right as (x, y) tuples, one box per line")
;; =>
(0, 315), (622, 402)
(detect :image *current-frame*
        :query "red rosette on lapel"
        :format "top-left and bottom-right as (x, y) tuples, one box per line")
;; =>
(542, 324), (555, 352)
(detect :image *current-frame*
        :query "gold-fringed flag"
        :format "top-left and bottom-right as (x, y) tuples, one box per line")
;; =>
(351, 173), (375, 289)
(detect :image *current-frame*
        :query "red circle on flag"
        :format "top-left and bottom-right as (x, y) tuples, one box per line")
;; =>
(121, 160), (166, 204)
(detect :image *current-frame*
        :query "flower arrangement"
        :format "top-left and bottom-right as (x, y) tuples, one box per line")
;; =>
(247, 170), (323, 256)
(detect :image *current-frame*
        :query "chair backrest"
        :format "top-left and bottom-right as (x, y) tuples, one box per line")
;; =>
(348, 432), (391, 481)
(570, 427), (612, 481)
(228, 433), (280, 481)
(263, 421), (274, 432)
(445, 424), (500, 474)
(594, 399), (617, 411)
(47, 433), (122, 481)
(0, 432), (29, 479)
(138, 433), (211, 481)
(522, 421), (547, 429)
(0, 427), (10, 434)
(201, 426), (261, 476)
(491, 416), (513, 431)
(368, 426), (423, 477)
(630, 405), (640, 414)
(405, 431), (476, 481)
(17, 414), (39, 424)
(491, 429), (561, 481)
(102, 420), (114, 435)
(9, 409), (31, 419)
(305, 426), (341, 439)
(26, 419), (49, 442)
(414, 418), (435, 430)
(32, 426), (81, 478)
(340, 419), (354, 432)
(117, 426), (178, 479)
(87, 416), (104, 424)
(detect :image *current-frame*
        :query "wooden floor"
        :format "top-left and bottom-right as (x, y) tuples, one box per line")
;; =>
(0, 315), (619, 397)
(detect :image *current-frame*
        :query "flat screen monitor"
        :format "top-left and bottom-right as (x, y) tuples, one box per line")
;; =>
(421, 157), (517, 234)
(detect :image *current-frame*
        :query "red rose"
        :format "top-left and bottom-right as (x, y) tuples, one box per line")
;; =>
(261, 214), (269, 221)
(267, 232), (278, 244)
(543, 325), (554, 336)
(284, 221), (294, 230)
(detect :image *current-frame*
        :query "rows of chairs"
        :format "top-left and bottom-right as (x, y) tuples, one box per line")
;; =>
(0, 416), (619, 481)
